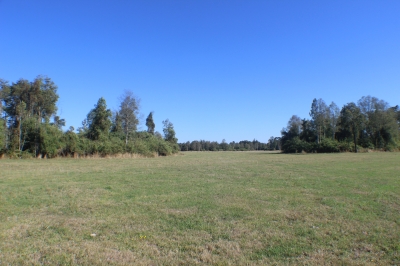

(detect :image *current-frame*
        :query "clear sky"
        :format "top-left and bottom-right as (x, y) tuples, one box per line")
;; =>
(1, 0), (399, 143)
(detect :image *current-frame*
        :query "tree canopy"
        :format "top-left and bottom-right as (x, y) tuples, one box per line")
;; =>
(280, 97), (399, 153)
(0, 77), (180, 158)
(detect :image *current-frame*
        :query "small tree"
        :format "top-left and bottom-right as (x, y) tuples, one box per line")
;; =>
(162, 119), (177, 143)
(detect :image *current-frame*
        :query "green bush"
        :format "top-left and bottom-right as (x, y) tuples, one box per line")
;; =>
(317, 138), (340, 153)
(39, 124), (62, 158)
(158, 141), (172, 156)
(282, 137), (307, 153)
(131, 138), (156, 157)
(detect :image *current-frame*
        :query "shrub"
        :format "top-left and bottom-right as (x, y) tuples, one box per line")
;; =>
(282, 137), (306, 153)
(317, 138), (340, 153)
(158, 141), (172, 156)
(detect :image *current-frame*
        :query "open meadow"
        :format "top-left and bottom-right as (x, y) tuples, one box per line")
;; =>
(0, 152), (399, 265)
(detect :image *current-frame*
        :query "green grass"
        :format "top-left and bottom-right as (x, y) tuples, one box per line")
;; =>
(0, 152), (399, 265)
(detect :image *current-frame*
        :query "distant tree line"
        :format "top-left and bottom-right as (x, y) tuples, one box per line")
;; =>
(280, 97), (400, 153)
(0, 76), (179, 158)
(179, 139), (273, 151)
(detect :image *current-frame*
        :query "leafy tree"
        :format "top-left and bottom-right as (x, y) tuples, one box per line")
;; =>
(0, 77), (59, 153)
(299, 119), (316, 143)
(327, 102), (340, 139)
(118, 91), (139, 145)
(87, 97), (112, 140)
(356, 96), (399, 149)
(2, 77), (58, 123)
(339, 103), (364, 152)
(162, 119), (177, 143)
(358, 95), (387, 115)
(287, 115), (302, 135)
(281, 115), (303, 152)
(29, 76), (59, 121)
(309, 98), (328, 143)
(369, 107), (398, 149)
(146, 112), (155, 135)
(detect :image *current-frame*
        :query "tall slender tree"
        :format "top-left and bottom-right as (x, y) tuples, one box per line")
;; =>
(146, 111), (155, 135)
(309, 98), (328, 143)
(328, 102), (340, 139)
(118, 91), (139, 145)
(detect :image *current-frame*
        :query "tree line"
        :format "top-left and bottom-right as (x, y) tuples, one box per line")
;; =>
(178, 139), (272, 151)
(0, 76), (179, 158)
(279, 97), (400, 153)
(179, 96), (399, 154)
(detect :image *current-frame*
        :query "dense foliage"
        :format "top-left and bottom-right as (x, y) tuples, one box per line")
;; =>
(280, 97), (400, 153)
(0, 77), (179, 158)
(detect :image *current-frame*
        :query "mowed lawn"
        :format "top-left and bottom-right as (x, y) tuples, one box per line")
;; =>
(0, 152), (399, 265)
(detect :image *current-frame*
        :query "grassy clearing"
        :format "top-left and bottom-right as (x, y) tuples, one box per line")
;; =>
(0, 152), (399, 265)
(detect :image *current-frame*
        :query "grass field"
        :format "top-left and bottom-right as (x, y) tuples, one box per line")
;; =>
(0, 152), (399, 265)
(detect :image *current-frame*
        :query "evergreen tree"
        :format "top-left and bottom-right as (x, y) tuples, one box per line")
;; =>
(146, 112), (155, 135)
(87, 97), (112, 140)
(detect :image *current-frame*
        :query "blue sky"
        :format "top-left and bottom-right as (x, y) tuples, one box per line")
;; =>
(1, 0), (399, 143)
